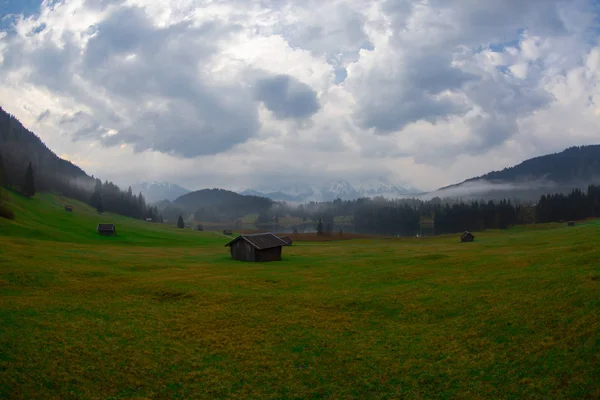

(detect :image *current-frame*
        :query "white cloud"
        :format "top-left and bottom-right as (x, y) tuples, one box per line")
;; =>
(0, 0), (599, 192)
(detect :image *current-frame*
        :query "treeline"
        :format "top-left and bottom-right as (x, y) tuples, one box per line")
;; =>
(271, 196), (526, 236)
(0, 106), (161, 222)
(89, 179), (161, 221)
(536, 185), (600, 223)
(297, 185), (600, 236)
(352, 199), (524, 236)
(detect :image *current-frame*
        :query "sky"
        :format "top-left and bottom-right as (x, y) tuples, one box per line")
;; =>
(1, 0), (600, 192)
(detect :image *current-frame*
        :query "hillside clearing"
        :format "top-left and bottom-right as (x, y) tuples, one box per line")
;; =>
(0, 192), (599, 399)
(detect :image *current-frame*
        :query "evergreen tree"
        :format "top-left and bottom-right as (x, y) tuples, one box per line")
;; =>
(22, 162), (35, 198)
(177, 215), (184, 228)
(317, 218), (324, 235)
(0, 152), (4, 187)
(97, 196), (104, 213)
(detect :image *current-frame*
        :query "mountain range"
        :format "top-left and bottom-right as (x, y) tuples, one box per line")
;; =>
(3, 103), (600, 210)
(238, 179), (421, 203)
(138, 144), (600, 205)
(139, 179), (420, 204)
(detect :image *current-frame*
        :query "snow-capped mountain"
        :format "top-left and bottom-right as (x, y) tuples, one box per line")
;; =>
(239, 179), (421, 203)
(130, 181), (191, 203)
(355, 179), (422, 198)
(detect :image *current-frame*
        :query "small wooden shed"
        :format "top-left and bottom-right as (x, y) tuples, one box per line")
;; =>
(97, 223), (116, 236)
(460, 231), (474, 242)
(225, 233), (288, 262)
(65, 205), (73, 212)
(567, 221), (575, 227)
(280, 236), (293, 246)
(223, 229), (233, 236)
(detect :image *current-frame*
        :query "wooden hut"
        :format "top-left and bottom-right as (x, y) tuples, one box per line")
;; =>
(65, 205), (73, 212)
(223, 229), (233, 236)
(97, 223), (116, 236)
(567, 221), (575, 227)
(460, 231), (474, 242)
(225, 233), (288, 262)
(279, 236), (293, 246)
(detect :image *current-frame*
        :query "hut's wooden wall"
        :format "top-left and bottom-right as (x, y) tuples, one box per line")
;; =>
(230, 240), (256, 262)
(229, 241), (282, 262)
(256, 247), (282, 262)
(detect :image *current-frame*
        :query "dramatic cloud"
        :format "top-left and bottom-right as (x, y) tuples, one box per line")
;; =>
(254, 74), (320, 120)
(0, 0), (599, 191)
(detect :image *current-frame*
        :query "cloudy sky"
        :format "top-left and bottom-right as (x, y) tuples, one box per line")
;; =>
(1, 0), (599, 192)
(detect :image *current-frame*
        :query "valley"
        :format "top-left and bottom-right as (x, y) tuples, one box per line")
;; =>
(0, 191), (598, 399)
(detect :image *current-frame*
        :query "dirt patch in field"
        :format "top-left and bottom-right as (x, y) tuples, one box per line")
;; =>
(152, 290), (194, 302)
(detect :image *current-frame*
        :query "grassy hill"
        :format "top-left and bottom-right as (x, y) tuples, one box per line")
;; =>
(0, 192), (599, 399)
(0, 191), (226, 247)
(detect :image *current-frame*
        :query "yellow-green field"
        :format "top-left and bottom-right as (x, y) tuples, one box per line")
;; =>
(0, 191), (599, 399)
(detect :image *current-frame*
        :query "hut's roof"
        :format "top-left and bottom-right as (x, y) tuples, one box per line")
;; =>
(97, 223), (116, 231)
(225, 232), (288, 250)
(279, 236), (293, 245)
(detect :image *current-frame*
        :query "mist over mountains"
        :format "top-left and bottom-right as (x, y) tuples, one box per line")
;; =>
(139, 144), (600, 206)
(239, 179), (421, 203)
(130, 182), (190, 203)
(425, 145), (600, 202)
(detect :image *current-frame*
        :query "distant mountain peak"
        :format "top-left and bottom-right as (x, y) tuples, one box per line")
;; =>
(239, 178), (421, 203)
(130, 181), (190, 203)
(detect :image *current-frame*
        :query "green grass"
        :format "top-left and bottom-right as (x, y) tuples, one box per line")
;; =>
(0, 191), (599, 399)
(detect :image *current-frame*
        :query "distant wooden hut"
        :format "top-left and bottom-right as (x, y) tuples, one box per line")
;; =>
(567, 221), (575, 227)
(65, 205), (73, 212)
(460, 231), (474, 242)
(97, 224), (116, 236)
(225, 233), (288, 262)
(279, 236), (293, 246)
(223, 229), (233, 236)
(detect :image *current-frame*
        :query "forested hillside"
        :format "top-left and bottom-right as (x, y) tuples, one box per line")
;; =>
(0, 107), (159, 221)
(447, 145), (600, 187)
(172, 189), (273, 222)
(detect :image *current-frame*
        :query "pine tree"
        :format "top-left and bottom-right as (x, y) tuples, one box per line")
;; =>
(22, 162), (35, 198)
(177, 215), (184, 229)
(317, 218), (324, 235)
(97, 196), (104, 213)
(0, 152), (4, 187)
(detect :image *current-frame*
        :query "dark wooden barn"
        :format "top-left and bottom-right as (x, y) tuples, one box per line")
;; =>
(97, 223), (116, 236)
(223, 229), (233, 236)
(280, 236), (293, 246)
(460, 231), (474, 242)
(65, 205), (73, 212)
(225, 233), (288, 262)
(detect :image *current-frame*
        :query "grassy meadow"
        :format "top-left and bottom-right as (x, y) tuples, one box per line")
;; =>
(0, 191), (599, 399)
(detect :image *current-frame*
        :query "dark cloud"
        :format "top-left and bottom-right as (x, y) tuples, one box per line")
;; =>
(354, 53), (475, 133)
(254, 74), (320, 120)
